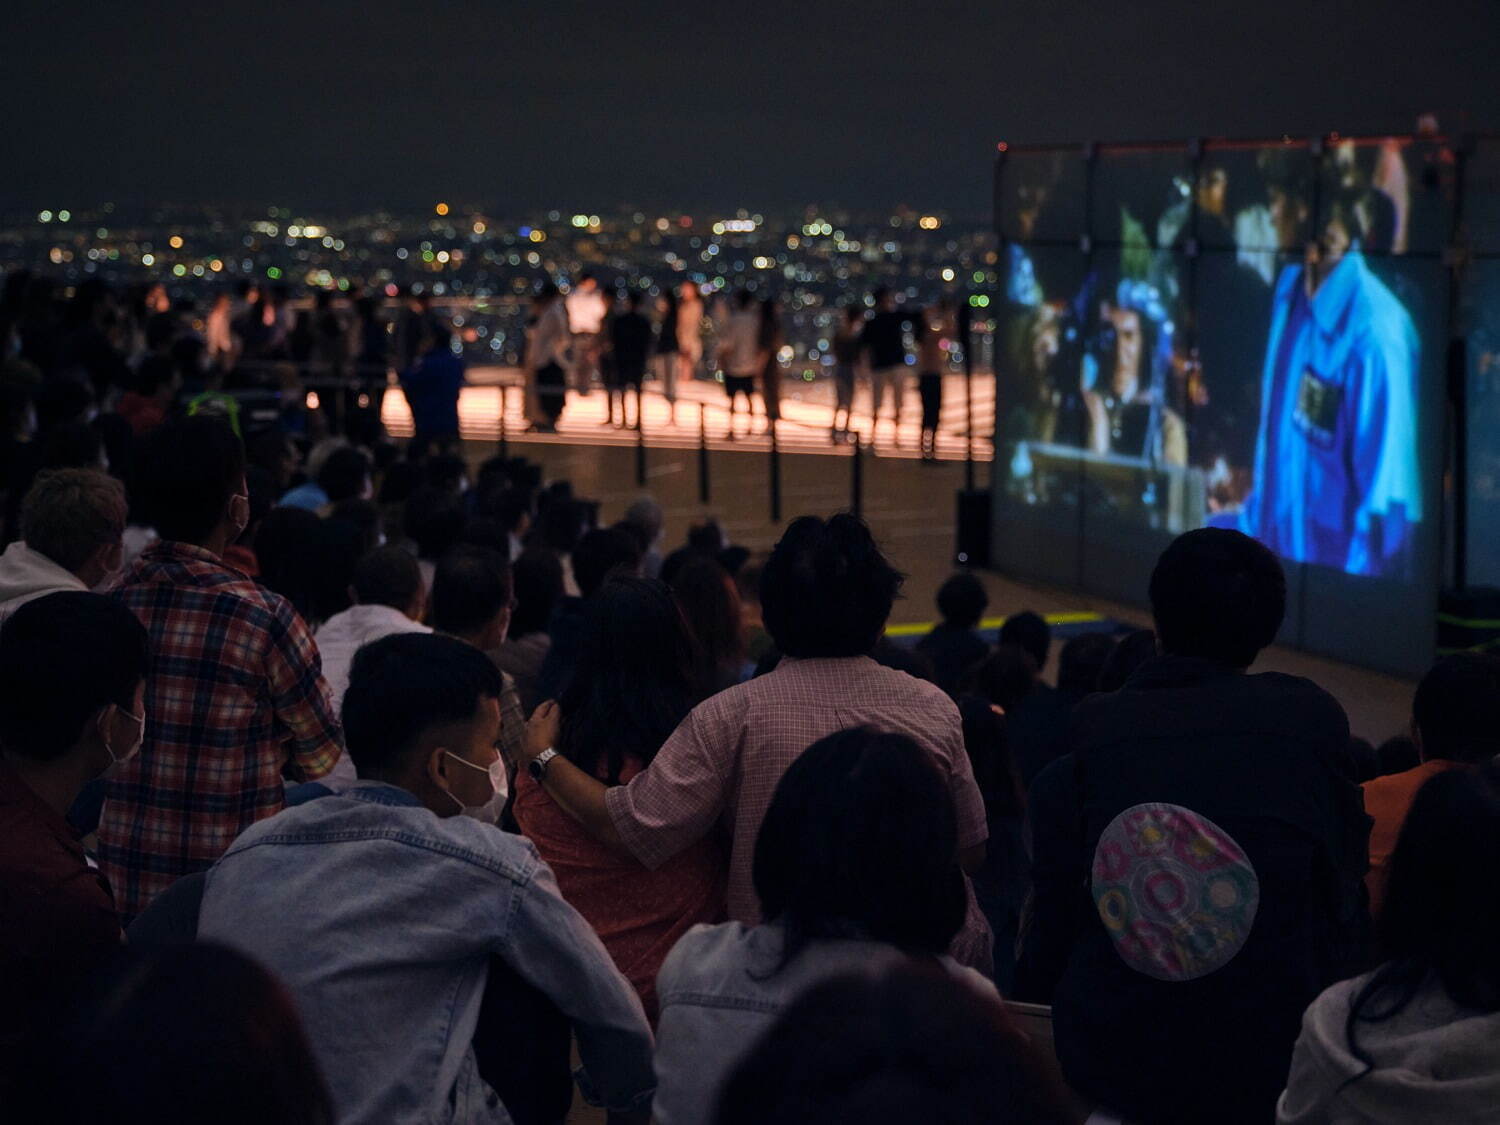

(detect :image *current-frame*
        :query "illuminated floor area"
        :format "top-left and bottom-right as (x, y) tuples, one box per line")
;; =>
(381, 366), (996, 460)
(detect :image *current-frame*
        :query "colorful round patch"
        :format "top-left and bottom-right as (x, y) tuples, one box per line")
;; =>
(1091, 802), (1259, 982)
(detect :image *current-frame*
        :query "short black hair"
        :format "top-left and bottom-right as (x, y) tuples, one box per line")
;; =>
(573, 527), (642, 598)
(716, 964), (1066, 1125)
(404, 485), (467, 561)
(429, 545), (513, 638)
(341, 632), (502, 775)
(510, 547), (565, 639)
(0, 592), (148, 762)
(133, 415), (245, 544)
(753, 727), (967, 965)
(316, 446), (371, 504)
(760, 515), (903, 658)
(1057, 631), (1116, 695)
(1149, 528), (1284, 668)
(351, 545), (423, 612)
(966, 643), (1039, 712)
(935, 573), (988, 629)
(997, 610), (1049, 668)
(1097, 628), (1158, 692)
(1412, 653), (1500, 763)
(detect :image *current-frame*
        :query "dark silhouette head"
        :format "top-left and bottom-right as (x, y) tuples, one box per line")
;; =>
(1057, 632), (1116, 695)
(1412, 653), (1500, 764)
(936, 573), (988, 630)
(998, 610), (1049, 669)
(1149, 529), (1284, 668)
(572, 527), (642, 598)
(559, 576), (699, 785)
(753, 727), (967, 967)
(132, 415), (245, 545)
(31, 943), (333, 1125)
(760, 514), (903, 658)
(716, 963), (1071, 1125)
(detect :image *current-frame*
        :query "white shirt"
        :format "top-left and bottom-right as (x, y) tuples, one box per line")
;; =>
(313, 604), (431, 787)
(565, 289), (607, 334)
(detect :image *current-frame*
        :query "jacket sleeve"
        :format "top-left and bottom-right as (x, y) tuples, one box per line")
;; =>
(498, 854), (656, 1114)
(1313, 700), (1375, 981)
(1012, 753), (1087, 1003)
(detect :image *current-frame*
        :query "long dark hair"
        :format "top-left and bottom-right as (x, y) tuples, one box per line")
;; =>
(670, 554), (745, 694)
(752, 727), (968, 970)
(557, 576), (699, 784)
(1343, 762), (1500, 1081)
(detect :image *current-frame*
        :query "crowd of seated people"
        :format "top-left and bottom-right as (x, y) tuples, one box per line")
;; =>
(5, 272), (1500, 1125)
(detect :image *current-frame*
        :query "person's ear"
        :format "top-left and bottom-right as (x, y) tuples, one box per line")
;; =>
(425, 743), (451, 790)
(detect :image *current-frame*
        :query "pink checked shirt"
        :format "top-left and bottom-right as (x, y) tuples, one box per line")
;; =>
(604, 655), (992, 968)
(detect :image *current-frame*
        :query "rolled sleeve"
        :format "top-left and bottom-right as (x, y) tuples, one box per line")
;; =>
(944, 724), (990, 851)
(604, 706), (731, 870)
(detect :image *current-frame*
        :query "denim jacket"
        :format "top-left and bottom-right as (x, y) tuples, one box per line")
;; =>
(198, 781), (655, 1124)
(652, 922), (996, 1125)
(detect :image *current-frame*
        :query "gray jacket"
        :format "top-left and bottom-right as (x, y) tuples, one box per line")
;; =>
(652, 922), (995, 1125)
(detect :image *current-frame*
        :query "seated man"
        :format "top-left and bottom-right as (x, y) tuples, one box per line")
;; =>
(1017, 528), (1371, 1125)
(0, 468), (126, 619)
(313, 545), (431, 787)
(1362, 652), (1500, 917)
(198, 632), (655, 1125)
(0, 593), (147, 1090)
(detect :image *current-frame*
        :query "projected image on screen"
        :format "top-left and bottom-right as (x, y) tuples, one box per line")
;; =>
(998, 139), (1434, 580)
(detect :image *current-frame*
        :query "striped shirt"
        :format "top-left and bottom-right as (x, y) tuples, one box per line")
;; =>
(99, 542), (340, 922)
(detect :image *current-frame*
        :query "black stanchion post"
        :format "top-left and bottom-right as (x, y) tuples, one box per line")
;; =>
(960, 302), (975, 491)
(635, 398), (647, 486)
(698, 403), (711, 504)
(498, 383), (508, 459)
(851, 431), (863, 519)
(769, 418), (782, 523)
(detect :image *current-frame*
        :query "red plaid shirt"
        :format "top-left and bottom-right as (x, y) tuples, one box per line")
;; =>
(604, 655), (993, 968)
(99, 542), (340, 921)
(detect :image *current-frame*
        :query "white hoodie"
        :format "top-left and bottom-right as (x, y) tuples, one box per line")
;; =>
(312, 603), (430, 788)
(1278, 970), (1500, 1124)
(0, 541), (88, 620)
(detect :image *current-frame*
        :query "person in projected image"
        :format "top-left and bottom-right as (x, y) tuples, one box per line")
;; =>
(1080, 281), (1187, 468)
(1224, 191), (1421, 579)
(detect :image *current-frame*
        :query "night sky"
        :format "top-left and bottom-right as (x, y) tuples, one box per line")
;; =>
(4, 1), (1497, 216)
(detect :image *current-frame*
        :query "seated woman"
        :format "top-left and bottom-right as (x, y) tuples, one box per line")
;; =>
(511, 576), (724, 1022)
(651, 726), (996, 1125)
(1278, 761), (1500, 1123)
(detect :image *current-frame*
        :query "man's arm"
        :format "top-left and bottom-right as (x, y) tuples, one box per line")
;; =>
(498, 849), (656, 1116)
(519, 699), (732, 870)
(517, 701), (623, 850)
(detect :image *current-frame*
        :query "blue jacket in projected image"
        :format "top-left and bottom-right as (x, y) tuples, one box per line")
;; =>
(1232, 248), (1421, 580)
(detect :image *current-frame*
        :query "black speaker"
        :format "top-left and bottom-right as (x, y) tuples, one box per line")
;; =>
(955, 489), (991, 568)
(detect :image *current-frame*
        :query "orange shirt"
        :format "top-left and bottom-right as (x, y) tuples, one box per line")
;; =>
(1361, 759), (1464, 918)
(512, 757), (725, 1024)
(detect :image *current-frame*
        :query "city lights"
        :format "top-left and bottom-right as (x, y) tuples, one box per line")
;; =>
(918, 216), (941, 230)
(435, 202), (450, 216)
(169, 235), (184, 249)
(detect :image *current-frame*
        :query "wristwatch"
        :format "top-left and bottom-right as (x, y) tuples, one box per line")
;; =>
(528, 748), (558, 781)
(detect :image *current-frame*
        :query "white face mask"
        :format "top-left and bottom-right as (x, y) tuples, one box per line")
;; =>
(99, 706), (145, 776)
(443, 750), (507, 817)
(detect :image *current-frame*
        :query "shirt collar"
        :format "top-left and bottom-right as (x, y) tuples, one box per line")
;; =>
(1309, 245), (1366, 333)
(340, 780), (426, 809)
(145, 540), (224, 566)
(1125, 653), (1243, 691)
